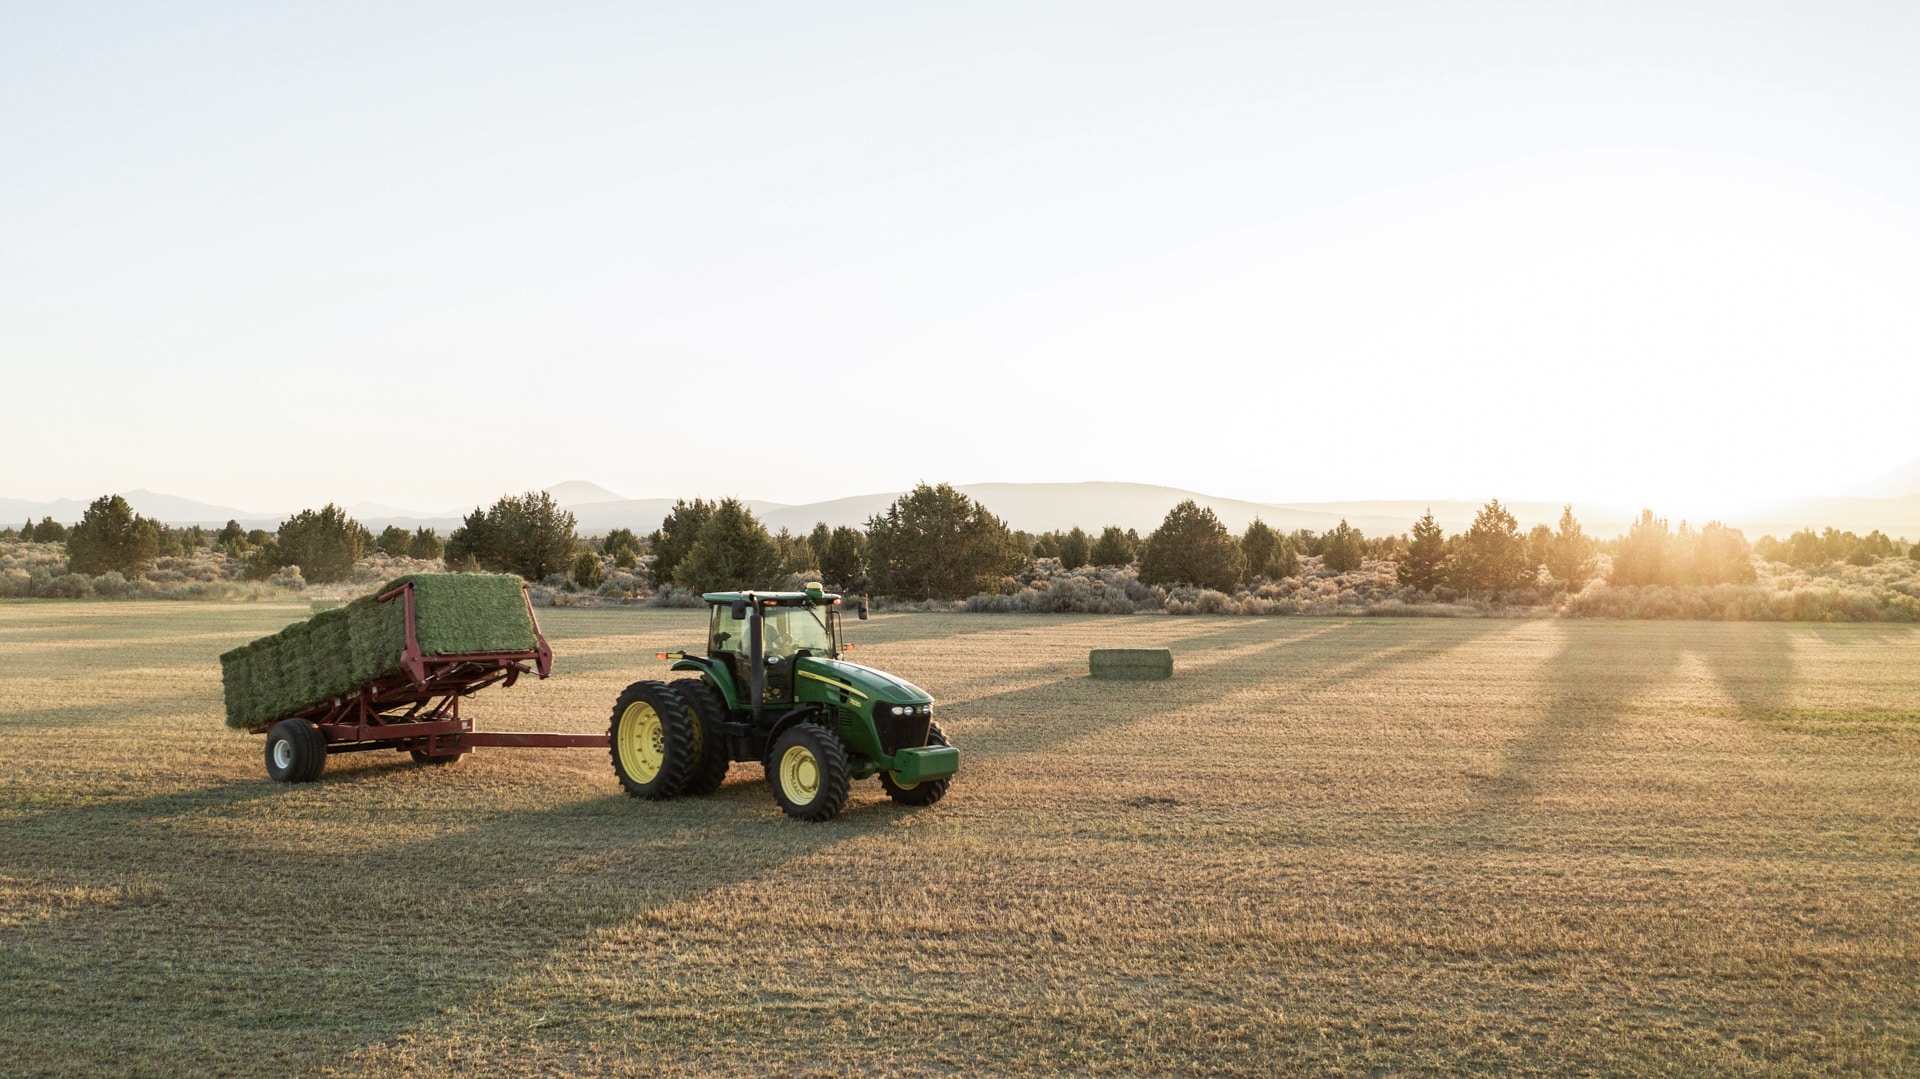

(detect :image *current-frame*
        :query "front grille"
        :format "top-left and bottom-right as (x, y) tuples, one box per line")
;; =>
(872, 705), (931, 754)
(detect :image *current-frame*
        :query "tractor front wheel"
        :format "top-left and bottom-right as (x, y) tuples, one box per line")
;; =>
(879, 720), (952, 806)
(609, 681), (698, 799)
(669, 679), (732, 796)
(264, 718), (326, 783)
(768, 724), (851, 822)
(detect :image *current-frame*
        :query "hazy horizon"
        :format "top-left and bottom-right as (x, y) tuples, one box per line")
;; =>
(5, 3), (1914, 512)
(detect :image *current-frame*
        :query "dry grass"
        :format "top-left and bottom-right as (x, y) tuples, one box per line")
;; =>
(0, 603), (1916, 1077)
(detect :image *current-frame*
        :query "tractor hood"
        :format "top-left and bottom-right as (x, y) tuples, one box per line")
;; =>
(795, 656), (933, 707)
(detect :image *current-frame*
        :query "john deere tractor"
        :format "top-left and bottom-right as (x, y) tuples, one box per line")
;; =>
(607, 583), (958, 821)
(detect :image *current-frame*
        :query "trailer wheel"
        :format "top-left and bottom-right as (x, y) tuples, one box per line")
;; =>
(880, 720), (952, 806)
(670, 679), (732, 797)
(768, 723), (851, 822)
(264, 718), (326, 783)
(609, 680), (697, 799)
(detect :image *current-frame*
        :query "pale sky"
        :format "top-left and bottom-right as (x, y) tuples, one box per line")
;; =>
(4, 2), (1915, 516)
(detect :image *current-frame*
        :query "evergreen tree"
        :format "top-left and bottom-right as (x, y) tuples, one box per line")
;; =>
(408, 527), (444, 560)
(217, 519), (246, 547)
(30, 516), (68, 543)
(1089, 525), (1136, 567)
(1321, 519), (1366, 574)
(1138, 501), (1245, 591)
(644, 498), (716, 588)
(274, 504), (372, 584)
(571, 549), (605, 589)
(1449, 499), (1535, 595)
(1543, 505), (1596, 591)
(1264, 537), (1301, 579)
(1397, 510), (1449, 591)
(66, 495), (161, 576)
(1677, 521), (1757, 585)
(866, 483), (1025, 600)
(601, 527), (641, 569)
(1609, 509), (1674, 586)
(821, 526), (867, 593)
(808, 522), (833, 563)
(674, 498), (784, 594)
(376, 525), (412, 557)
(444, 491), (577, 581)
(1058, 526), (1092, 570)
(1241, 519), (1282, 582)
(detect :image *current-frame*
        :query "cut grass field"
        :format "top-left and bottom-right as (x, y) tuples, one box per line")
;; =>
(1, 603), (1916, 1077)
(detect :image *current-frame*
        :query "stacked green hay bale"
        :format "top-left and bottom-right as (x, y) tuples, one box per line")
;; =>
(1089, 648), (1174, 681)
(221, 574), (537, 729)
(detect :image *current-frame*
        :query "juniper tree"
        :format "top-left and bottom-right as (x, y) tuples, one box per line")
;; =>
(1138, 501), (1245, 592)
(644, 498), (715, 588)
(1320, 519), (1366, 574)
(274, 504), (372, 584)
(1397, 510), (1449, 591)
(1449, 500), (1534, 595)
(1240, 519), (1282, 583)
(1089, 525), (1136, 567)
(377, 525), (412, 557)
(408, 527), (444, 560)
(66, 495), (160, 576)
(865, 483), (1024, 600)
(1058, 527), (1092, 571)
(821, 525), (867, 593)
(674, 498), (785, 594)
(1542, 506), (1596, 591)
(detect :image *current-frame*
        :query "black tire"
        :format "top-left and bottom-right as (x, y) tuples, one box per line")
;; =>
(767, 723), (852, 822)
(669, 679), (732, 796)
(410, 750), (461, 766)
(264, 718), (327, 783)
(608, 680), (698, 799)
(879, 719), (952, 807)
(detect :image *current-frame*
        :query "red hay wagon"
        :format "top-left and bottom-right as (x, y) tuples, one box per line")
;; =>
(256, 581), (606, 781)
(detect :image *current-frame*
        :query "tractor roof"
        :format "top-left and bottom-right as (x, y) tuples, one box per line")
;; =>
(702, 586), (841, 607)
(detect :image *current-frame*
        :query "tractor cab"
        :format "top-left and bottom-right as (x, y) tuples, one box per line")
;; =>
(704, 585), (850, 705)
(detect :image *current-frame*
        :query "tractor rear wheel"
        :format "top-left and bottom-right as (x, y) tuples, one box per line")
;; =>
(609, 680), (698, 799)
(670, 679), (731, 796)
(767, 723), (851, 822)
(879, 720), (952, 806)
(265, 718), (327, 783)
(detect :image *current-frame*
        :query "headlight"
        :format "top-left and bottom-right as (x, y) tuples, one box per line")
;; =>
(891, 706), (905, 716)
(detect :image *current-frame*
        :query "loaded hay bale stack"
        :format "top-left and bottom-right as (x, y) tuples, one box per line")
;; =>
(1088, 648), (1174, 681)
(220, 574), (538, 730)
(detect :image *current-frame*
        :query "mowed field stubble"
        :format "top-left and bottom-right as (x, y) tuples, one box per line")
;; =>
(1, 603), (1916, 1076)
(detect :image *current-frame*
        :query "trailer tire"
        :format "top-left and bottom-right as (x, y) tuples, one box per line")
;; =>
(880, 720), (952, 806)
(609, 680), (697, 800)
(670, 679), (731, 796)
(265, 718), (327, 783)
(768, 723), (851, 822)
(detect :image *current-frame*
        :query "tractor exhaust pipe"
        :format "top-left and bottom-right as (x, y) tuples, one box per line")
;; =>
(748, 597), (765, 723)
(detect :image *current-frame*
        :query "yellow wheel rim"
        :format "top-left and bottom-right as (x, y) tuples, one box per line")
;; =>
(779, 743), (820, 806)
(618, 702), (665, 783)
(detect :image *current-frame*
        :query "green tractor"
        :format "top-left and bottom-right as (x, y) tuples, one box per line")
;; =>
(607, 583), (958, 821)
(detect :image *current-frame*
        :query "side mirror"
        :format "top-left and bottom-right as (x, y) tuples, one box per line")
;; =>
(857, 598), (869, 621)
(731, 599), (749, 621)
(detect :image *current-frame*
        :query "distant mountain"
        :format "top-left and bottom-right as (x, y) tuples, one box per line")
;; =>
(546, 480), (629, 506)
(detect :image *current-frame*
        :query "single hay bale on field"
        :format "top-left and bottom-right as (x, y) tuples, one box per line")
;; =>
(1090, 648), (1173, 681)
(221, 573), (538, 730)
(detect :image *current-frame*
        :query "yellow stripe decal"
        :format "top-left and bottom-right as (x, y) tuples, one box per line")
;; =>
(799, 669), (867, 699)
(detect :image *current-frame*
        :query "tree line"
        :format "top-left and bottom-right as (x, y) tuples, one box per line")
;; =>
(14, 486), (1918, 600)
